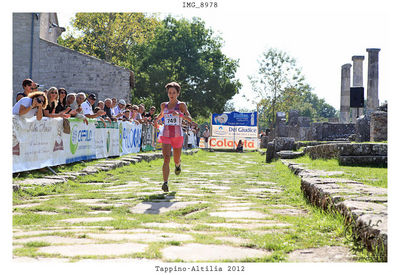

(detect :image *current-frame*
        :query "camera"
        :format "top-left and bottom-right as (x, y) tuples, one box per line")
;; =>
(36, 98), (42, 104)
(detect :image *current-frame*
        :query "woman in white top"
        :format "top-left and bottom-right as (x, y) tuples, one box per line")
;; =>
(12, 91), (47, 120)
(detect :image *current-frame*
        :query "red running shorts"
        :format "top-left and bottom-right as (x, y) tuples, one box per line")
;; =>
(159, 136), (184, 149)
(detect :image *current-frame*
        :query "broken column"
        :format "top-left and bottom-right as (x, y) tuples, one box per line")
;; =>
(340, 63), (352, 123)
(366, 48), (380, 114)
(351, 55), (365, 122)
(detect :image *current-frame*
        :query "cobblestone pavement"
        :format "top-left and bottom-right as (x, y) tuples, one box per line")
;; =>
(13, 151), (358, 263)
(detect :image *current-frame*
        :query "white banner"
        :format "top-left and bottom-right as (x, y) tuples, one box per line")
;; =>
(12, 116), (143, 173)
(212, 125), (258, 138)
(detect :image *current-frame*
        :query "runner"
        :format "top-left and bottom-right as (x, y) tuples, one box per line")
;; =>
(155, 82), (194, 192)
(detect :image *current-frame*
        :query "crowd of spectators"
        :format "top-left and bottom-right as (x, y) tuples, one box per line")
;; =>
(12, 78), (208, 149)
(13, 79), (159, 127)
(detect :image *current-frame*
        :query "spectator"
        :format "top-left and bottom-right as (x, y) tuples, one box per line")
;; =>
(111, 97), (118, 116)
(195, 126), (201, 147)
(31, 82), (39, 92)
(236, 140), (244, 152)
(202, 125), (210, 148)
(121, 110), (132, 122)
(81, 93), (105, 119)
(187, 127), (195, 149)
(144, 106), (156, 123)
(132, 104), (145, 123)
(66, 93), (77, 110)
(113, 99), (126, 119)
(104, 98), (117, 121)
(129, 105), (140, 124)
(138, 104), (146, 118)
(97, 100), (105, 110)
(43, 87), (69, 118)
(12, 91), (47, 120)
(74, 92), (89, 125)
(15, 78), (34, 102)
(94, 107), (110, 124)
(55, 88), (69, 113)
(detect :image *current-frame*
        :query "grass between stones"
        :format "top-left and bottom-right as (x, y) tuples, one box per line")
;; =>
(293, 155), (387, 188)
(12, 150), (377, 262)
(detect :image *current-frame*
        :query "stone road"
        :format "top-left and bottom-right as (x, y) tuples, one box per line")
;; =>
(13, 151), (357, 263)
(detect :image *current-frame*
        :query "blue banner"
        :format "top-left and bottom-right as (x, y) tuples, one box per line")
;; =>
(212, 112), (257, 126)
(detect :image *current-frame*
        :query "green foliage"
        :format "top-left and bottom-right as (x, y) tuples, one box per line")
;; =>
(249, 48), (337, 129)
(58, 13), (241, 119)
(132, 16), (242, 118)
(58, 12), (161, 68)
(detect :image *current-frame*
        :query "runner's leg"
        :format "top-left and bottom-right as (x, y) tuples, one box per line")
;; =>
(173, 146), (182, 175)
(173, 146), (182, 167)
(162, 143), (171, 183)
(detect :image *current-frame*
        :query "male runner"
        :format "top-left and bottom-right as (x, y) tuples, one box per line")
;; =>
(155, 82), (193, 192)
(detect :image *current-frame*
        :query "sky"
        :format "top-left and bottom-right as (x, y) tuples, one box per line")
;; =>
(55, 0), (397, 112)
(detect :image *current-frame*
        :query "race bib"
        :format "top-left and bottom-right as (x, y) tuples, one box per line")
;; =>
(165, 114), (180, 126)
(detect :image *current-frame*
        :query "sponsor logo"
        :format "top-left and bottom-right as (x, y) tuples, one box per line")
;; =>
(70, 125), (78, 154)
(121, 125), (142, 150)
(209, 138), (256, 149)
(70, 124), (93, 154)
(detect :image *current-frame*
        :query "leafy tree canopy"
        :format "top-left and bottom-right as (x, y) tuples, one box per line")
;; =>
(58, 12), (161, 69)
(58, 14), (241, 119)
(249, 48), (337, 129)
(131, 16), (241, 118)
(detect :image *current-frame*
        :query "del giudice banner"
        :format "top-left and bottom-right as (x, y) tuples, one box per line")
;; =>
(212, 111), (257, 138)
(12, 115), (142, 173)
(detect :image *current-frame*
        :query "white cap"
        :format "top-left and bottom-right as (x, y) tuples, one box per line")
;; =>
(119, 99), (126, 105)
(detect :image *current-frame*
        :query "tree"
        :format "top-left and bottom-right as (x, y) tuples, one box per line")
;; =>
(58, 13), (160, 69)
(249, 48), (337, 127)
(132, 16), (241, 118)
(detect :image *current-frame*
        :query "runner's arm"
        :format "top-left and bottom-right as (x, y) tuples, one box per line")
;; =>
(179, 102), (193, 123)
(154, 103), (165, 122)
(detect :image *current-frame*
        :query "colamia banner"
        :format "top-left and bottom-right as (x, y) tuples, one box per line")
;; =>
(12, 116), (142, 173)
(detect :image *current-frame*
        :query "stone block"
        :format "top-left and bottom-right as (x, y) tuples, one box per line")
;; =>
(274, 137), (295, 152)
(370, 111), (387, 142)
(311, 122), (356, 141)
(266, 142), (275, 163)
(276, 150), (305, 159)
(355, 115), (370, 142)
(260, 136), (269, 148)
(338, 156), (387, 166)
(298, 117), (311, 127)
(288, 110), (300, 126)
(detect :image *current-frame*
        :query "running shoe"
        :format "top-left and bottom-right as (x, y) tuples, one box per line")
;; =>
(175, 164), (181, 175)
(162, 182), (169, 192)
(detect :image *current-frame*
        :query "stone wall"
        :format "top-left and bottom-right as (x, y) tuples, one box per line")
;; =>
(311, 122), (355, 141)
(13, 13), (133, 105)
(38, 39), (132, 103)
(13, 13), (41, 98)
(304, 143), (387, 166)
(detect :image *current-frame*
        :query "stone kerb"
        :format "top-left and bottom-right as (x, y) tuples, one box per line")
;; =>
(282, 160), (387, 261)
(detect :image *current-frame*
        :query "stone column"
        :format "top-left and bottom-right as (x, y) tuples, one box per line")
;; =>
(351, 55), (365, 122)
(340, 63), (352, 123)
(366, 48), (380, 114)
